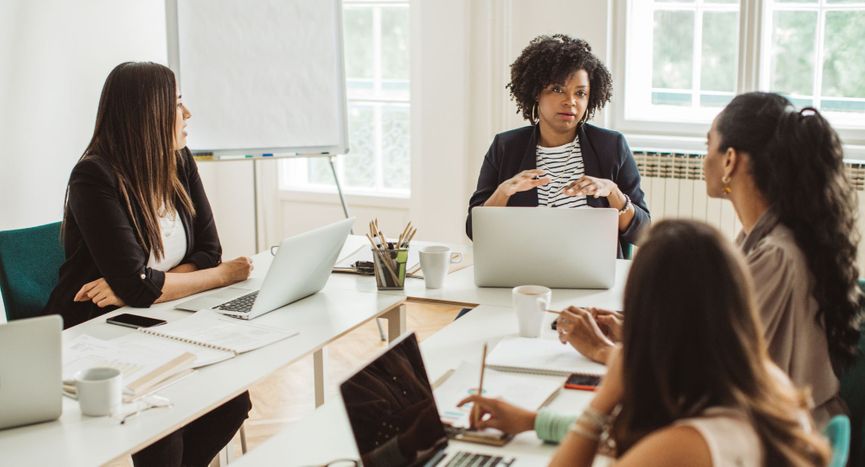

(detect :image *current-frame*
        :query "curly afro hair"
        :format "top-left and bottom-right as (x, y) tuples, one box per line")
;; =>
(507, 34), (613, 122)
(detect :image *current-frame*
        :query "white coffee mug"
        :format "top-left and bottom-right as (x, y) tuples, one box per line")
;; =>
(75, 367), (122, 417)
(512, 285), (551, 338)
(419, 246), (463, 289)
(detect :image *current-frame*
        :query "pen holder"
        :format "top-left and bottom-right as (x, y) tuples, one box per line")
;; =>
(371, 247), (408, 290)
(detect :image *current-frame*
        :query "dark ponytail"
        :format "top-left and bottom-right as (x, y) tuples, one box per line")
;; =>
(716, 92), (863, 371)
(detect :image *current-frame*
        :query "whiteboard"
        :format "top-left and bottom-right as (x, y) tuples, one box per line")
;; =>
(166, 0), (349, 155)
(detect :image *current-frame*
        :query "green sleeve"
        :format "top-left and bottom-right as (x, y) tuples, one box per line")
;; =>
(534, 409), (577, 443)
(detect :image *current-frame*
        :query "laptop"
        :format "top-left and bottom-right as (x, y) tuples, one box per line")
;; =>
(175, 218), (354, 319)
(341, 332), (522, 467)
(0, 315), (62, 430)
(472, 207), (617, 289)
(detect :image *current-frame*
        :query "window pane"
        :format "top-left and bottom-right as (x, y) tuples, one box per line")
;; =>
(704, 0), (737, 3)
(652, 91), (691, 106)
(769, 11), (817, 96)
(381, 105), (410, 190)
(653, 10), (694, 90)
(820, 99), (865, 113)
(381, 6), (409, 81)
(700, 11), (738, 92)
(700, 93), (734, 108)
(344, 104), (377, 188)
(307, 158), (335, 185)
(344, 7), (373, 81)
(821, 11), (865, 101)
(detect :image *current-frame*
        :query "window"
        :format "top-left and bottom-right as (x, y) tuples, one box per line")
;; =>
(621, 0), (865, 130)
(280, 0), (410, 196)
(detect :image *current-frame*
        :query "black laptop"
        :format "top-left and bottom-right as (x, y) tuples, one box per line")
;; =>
(340, 332), (516, 467)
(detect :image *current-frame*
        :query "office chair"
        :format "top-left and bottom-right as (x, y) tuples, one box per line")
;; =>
(0, 222), (64, 321)
(840, 279), (865, 467)
(824, 415), (851, 467)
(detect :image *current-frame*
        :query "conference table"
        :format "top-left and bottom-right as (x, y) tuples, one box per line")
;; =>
(0, 235), (628, 466)
(233, 236), (629, 466)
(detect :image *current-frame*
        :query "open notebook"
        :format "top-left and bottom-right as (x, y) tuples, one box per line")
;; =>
(485, 337), (607, 377)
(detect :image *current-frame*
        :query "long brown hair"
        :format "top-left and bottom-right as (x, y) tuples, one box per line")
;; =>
(613, 220), (829, 466)
(65, 61), (195, 260)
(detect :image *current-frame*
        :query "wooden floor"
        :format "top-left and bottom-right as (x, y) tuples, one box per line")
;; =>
(108, 300), (464, 466)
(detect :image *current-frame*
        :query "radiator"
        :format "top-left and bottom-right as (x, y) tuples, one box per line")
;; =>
(632, 150), (865, 243)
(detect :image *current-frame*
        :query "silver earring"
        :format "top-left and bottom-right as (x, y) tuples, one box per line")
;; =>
(531, 103), (539, 124)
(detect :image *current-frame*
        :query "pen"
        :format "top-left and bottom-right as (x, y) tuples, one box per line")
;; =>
(545, 309), (561, 315)
(472, 343), (488, 428)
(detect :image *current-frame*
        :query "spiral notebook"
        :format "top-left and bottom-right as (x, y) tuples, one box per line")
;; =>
(135, 310), (298, 357)
(485, 337), (607, 377)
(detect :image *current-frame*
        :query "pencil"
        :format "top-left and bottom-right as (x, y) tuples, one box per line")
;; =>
(545, 309), (562, 315)
(472, 342), (488, 428)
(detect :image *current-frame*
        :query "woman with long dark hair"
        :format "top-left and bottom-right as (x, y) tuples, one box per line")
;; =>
(466, 34), (649, 257)
(462, 220), (830, 466)
(703, 92), (862, 425)
(42, 62), (251, 466)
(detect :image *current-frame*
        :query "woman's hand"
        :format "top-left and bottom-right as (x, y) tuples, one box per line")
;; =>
(563, 176), (617, 199)
(591, 308), (624, 343)
(74, 278), (126, 308)
(457, 395), (537, 435)
(557, 306), (615, 363)
(498, 169), (552, 197)
(591, 346), (625, 415)
(217, 257), (253, 286)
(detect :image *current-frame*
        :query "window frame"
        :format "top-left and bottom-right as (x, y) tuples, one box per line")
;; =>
(611, 0), (865, 148)
(279, 0), (411, 198)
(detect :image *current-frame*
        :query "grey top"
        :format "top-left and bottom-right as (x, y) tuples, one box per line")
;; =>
(737, 210), (842, 427)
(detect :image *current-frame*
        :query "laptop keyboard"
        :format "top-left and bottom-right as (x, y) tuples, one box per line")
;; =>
(444, 451), (514, 467)
(214, 291), (259, 313)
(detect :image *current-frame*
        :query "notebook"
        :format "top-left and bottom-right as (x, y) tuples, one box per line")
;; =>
(434, 361), (563, 430)
(63, 335), (196, 400)
(485, 337), (607, 377)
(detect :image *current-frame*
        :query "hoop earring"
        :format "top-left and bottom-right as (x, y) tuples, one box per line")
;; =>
(721, 175), (732, 194)
(531, 103), (539, 124)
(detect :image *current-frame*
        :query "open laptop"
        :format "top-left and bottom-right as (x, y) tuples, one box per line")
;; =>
(472, 207), (617, 289)
(340, 332), (521, 467)
(0, 315), (62, 430)
(175, 218), (354, 319)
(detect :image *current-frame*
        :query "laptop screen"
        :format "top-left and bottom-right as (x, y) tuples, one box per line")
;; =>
(340, 333), (448, 467)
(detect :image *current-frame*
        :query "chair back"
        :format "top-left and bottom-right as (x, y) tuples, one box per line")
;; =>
(840, 279), (865, 466)
(0, 222), (64, 321)
(824, 415), (851, 467)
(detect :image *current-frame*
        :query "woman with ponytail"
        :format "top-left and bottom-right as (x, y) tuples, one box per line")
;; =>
(703, 92), (863, 426)
(462, 220), (829, 466)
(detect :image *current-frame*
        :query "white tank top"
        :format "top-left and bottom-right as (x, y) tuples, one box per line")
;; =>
(674, 407), (763, 467)
(146, 209), (187, 272)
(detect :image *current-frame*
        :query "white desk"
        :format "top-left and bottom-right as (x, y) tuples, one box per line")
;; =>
(0, 255), (406, 467)
(235, 304), (611, 466)
(330, 236), (630, 310)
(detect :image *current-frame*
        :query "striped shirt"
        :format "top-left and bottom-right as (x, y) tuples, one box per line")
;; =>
(536, 136), (587, 208)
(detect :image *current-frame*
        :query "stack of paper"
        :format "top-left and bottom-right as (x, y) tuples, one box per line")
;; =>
(485, 337), (607, 377)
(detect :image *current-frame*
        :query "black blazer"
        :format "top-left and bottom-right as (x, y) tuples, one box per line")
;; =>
(42, 148), (222, 329)
(466, 124), (650, 258)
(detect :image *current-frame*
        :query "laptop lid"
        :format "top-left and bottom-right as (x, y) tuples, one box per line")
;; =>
(0, 315), (62, 430)
(471, 207), (618, 289)
(249, 217), (354, 317)
(340, 332), (448, 467)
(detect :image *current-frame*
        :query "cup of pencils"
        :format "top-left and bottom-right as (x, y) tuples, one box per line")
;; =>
(366, 219), (416, 290)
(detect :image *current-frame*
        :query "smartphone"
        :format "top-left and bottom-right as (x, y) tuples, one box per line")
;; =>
(564, 374), (601, 391)
(106, 313), (167, 329)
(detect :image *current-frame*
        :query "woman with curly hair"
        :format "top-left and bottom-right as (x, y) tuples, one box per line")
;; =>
(702, 91), (863, 426)
(466, 34), (649, 257)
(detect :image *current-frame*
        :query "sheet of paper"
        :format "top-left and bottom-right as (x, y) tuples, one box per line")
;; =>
(145, 310), (298, 354)
(113, 333), (233, 369)
(433, 360), (564, 429)
(62, 335), (191, 391)
(485, 337), (608, 377)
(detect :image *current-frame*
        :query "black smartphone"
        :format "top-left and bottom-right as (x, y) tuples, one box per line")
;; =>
(106, 313), (167, 329)
(564, 373), (601, 391)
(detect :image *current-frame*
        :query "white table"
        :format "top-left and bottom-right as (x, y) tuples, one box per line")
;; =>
(0, 255), (406, 467)
(235, 304), (615, 466)
(330, 236), (630, 310)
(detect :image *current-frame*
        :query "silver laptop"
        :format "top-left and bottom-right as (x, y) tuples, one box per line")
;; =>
(472, 207), (617, 288)
(175, 218), (354, 319)
(0, 315), (62, 430)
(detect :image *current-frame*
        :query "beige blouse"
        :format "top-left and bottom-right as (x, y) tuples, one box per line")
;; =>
(737, 210), (842, 427)
(674, 407), (763, 467)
